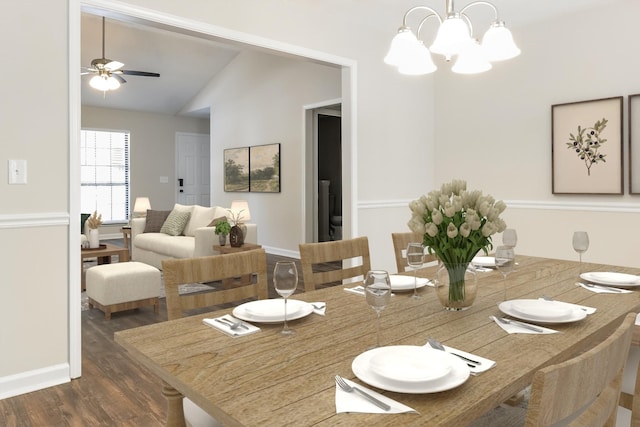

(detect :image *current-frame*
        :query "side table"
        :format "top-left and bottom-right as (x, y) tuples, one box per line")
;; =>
(121, 226), (132, 252)
(213, 243), (262, 287)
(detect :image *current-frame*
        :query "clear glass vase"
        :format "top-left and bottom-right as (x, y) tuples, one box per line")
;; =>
(435, 262), (477, 311)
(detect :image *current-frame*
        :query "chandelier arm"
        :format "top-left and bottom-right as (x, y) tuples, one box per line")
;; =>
(459, 1), (499, 22)
(402, 5), (443, 28)
(416, 13), (440, 40)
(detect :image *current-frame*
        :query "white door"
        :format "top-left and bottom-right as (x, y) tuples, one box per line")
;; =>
(176, 132), (210, 206)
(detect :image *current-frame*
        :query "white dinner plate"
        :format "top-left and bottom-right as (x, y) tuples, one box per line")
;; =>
(233, 299), (313, 323)
(472, 256), (495, 267)
(352, 345), (470, 393)
(580, 272), (640, 287)
(499, 299), (587, 324)
(368, 346), (452, 383)
(389, 275), (432, 291)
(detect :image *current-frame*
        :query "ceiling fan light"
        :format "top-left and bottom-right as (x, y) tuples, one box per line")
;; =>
(89, 75), (110, 91)
(384, 28), (418, 66)
(482, 22), (521, 62)
(430, 15), (473, 57)
(451, 40), (492, 74)
(106, 76), (121, 90)
(398, 41), (437, 75)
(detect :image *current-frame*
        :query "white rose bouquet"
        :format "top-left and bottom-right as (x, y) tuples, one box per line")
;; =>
(408, 179), (507, 302)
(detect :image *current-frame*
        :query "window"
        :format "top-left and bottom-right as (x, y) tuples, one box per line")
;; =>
(80, 129), (130, 224)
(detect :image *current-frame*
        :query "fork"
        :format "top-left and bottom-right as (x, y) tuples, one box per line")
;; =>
(335, 375), (390, 411)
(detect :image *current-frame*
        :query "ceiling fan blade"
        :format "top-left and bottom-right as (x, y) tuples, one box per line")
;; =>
(120, 70), (160, 77)
(105, 60), (124, 71)
(112, 74), (127, 84)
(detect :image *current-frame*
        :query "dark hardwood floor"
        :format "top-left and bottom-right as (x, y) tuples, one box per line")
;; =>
(0, 246), (304, 427)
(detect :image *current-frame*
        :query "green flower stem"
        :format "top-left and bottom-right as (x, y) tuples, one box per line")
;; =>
(445, 264), (468, 302)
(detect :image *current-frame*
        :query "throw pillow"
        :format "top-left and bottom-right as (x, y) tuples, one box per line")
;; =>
(160, 210), (192, 236)
(143, 210), (171, 233)
(184, 205), (218, 237)
(207, 216), (228, 227)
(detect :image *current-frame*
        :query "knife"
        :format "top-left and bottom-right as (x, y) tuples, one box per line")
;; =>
(496, 316), (544, 333)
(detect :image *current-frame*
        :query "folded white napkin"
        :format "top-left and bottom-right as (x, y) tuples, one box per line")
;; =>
(311, 301), (326, 316)
(424, 342), (495, 375)
(491, 316), (558, 334)
(344, 286), (395, 297)
(536, 297), (596, 314)
(577, 282), (633, 294)
(202, 315), (260, 337)
(335, 377), (417, 414)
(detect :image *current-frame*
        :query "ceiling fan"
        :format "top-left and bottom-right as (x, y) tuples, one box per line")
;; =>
(82, 16), (160, 92)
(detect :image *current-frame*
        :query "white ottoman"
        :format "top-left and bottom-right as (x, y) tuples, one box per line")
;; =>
(86, 262), (160, 320)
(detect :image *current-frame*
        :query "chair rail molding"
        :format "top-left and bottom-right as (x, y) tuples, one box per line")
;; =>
(0, 212), (69, 229)
(358, 199), (640, 214)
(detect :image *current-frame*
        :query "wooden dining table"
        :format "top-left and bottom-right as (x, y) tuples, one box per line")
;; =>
(114, 256), (640, 426)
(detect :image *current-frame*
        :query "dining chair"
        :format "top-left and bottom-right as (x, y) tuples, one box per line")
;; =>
(391, 232), (436, 273)
(524, 312), (636, 427)
(161, 249), (268, 427)
(618, 316), (640, 426)
(298, 236), (371, 292)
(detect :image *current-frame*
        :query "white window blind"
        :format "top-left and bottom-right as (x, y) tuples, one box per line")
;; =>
(80, 129), (130, 223)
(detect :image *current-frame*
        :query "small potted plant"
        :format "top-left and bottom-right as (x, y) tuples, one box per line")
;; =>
(214, 218), (231, 246)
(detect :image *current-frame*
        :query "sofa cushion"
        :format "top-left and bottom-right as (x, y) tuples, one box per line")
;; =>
(184, 205), (218, 237)
(135, 233), (196, 259)
(160, 210), (191, 236)
(144, 210), (171, 233)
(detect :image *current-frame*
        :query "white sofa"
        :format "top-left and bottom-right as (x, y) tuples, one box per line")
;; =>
(131, 204), (257, 270)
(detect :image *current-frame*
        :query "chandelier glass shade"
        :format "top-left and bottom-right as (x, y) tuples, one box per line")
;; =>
(385, 0), (520, 75)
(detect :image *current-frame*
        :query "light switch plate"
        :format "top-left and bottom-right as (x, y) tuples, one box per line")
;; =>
(8, 160), (27, 184)
(160, 176), (169, 183)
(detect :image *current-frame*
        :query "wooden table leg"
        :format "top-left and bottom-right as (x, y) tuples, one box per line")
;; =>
(162, 381), (186, 427)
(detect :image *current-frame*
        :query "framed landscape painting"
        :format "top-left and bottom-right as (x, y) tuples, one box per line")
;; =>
(250, 143), (280, 193)
(551, 96), (623, 195)
(224, 147), (249, 192)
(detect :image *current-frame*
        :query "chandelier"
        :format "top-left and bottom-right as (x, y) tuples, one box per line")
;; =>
(384, 0), (520, 75)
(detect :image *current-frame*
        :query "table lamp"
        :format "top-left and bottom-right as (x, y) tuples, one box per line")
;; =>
(133, 197), (151, 219)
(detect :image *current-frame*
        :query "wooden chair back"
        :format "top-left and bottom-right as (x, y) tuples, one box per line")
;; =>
(391, 232), (436, 273)
(162, 249), (268, 321)
(618, 320), (640, 425)
(525, 312), (636, 427)
(299, 236), (371, 292)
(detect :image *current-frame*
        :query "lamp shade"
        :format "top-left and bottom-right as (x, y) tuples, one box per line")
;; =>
(481, 22), (521, 62)
(230, 200), (251, 222)
(89, 74), (120, 91)
(398, 41), (437, 75)
(451, 40), (492, 74)
(429, 15), (473, 58)
(384, 28), (418, 66)
(133, 197), (151, 216)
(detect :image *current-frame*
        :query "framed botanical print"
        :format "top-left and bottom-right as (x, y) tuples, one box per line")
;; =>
(551, 96), (623, 194)
(629, 94), (640, 194)
(223, 147), (249, 192)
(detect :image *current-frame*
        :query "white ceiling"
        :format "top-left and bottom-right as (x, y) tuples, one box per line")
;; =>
(80, 0), (614, 118)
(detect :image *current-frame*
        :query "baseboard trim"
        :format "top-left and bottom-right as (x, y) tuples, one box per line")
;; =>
(0, 363), (70, 400)
(262, 245), (300, 259)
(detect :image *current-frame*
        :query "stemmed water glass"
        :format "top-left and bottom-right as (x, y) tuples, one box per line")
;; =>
(495, 246), (515, 301)
(503, 229), (518, 249)
(364, 270), (391, 348)
(274, 261), (298, 336)
(572, 231), (589, 275)
(406, 243), (425, 300)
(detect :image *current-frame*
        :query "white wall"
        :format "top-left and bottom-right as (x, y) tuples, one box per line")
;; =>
(433, 0), (640, 268)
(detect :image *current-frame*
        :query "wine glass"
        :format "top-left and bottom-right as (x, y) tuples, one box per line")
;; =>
(503, 229), (518, 248)
(274, 261), (298, 336)
(364, 270), (391, 348)
(406, 243), (425, 300)
(495, 246), (515, 301)
(572, 231), (589, 275)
